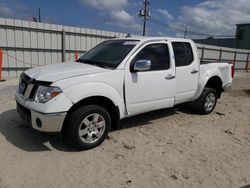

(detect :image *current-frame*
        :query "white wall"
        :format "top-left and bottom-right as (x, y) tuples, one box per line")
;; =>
(0, 17), (249, 78)
(0, 18), (127, 78)
(196, 43), (250, 70)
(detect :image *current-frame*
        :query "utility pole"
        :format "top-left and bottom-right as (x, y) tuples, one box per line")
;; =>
(38, 7), (41, 22)
(139, 0), (150, 36)
(184, 24), (187, 38)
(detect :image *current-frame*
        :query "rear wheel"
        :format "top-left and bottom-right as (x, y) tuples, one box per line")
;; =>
(64, 105), (111, 150)
(195, 87), (217, 114)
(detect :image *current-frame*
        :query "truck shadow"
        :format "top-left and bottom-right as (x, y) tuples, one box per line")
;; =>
(118, 103), (197, 130)
(0, 109), (74, 152)
(119, 108), (178, 130)
(0, 105), (195, 152)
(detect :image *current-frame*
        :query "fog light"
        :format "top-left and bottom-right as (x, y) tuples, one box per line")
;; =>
(36, 118), (42, 128)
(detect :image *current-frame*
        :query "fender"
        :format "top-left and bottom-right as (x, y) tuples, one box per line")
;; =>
(192, 67), (223, 100)
(63, 82), (126, 118)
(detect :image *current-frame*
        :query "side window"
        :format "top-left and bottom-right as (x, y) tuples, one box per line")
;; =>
(184, 43), (194, 64)
(172, 42), (194, 67)
(172, 42), (186, 67)
(133, 44), (170, 71)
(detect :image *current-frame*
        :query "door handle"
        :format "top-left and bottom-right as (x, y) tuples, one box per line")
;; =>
(191, 69), (198, 74)
(165, 74), (175, 80)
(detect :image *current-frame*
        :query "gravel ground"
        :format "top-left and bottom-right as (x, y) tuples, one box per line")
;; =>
(0, 72), (250, 188)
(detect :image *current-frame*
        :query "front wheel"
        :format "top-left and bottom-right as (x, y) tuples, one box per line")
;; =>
(195, 87), (217, 114)
(64, 105), (111, 150)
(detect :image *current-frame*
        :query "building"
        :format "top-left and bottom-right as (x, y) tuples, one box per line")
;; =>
(194, 23), (250, 50)
(235, 23), (250, 49)
(194, 37), (235, 48)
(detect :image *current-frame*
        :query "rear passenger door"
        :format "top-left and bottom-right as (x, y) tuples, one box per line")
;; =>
(172, 42), (199, 103)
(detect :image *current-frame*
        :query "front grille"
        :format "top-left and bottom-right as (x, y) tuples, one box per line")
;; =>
(19, 73), (35, 99)
(18, 73), (52, 100)
(19, 79), (28, 95)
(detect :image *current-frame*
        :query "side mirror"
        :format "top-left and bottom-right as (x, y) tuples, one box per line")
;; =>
(133, 60), (151, 72)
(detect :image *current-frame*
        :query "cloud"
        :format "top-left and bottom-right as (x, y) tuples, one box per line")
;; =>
(156, 9), (173, 21)
(175, 33), (185, 38)
(0, 3), (14, 17)
(0, 1), (30, 19)
(179, 0), (250, 36)
(109, 10), (135, 25)
(79, 0), (128, 10)
(157, 31), (170, 37)
(106, 10), (140, 31)
(79, 0), (140, 32)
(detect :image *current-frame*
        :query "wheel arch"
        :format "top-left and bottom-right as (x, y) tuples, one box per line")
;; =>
(193, 74), (224, 101)
(204, 76), (223, 98)
(62, 96), (121, 135)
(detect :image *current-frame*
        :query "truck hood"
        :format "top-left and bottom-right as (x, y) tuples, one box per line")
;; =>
(24, 62), (111, 82)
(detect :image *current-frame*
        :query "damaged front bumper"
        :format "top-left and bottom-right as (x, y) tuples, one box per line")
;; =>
(16, 100), (66, 133)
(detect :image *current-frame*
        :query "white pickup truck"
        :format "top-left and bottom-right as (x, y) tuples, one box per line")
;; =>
(16, 37), (233, 150)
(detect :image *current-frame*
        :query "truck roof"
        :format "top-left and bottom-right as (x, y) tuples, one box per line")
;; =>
(115, 36), (194, 43)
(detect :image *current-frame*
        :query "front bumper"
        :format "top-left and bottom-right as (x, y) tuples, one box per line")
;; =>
(16, 101), (66, 132)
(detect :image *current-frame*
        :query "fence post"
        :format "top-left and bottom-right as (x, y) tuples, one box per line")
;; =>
(61, 29), (66, 62)
(0, 48), (5, 81)
(201, 47), (204, 62)
(246, 53), (249, 72)
(0, 48), (2, 80)
(233, 51), (237, 68)
(75, 51), (79, 62)
(219, 49), (222, 61)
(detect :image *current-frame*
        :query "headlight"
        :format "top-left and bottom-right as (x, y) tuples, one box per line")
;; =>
(35, 86), (62, 103)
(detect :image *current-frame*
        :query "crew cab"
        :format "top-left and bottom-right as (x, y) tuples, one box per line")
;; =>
(16, 37), (233, 150)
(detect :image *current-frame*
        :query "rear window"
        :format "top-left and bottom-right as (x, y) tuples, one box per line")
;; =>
(172, 42), (194, 67)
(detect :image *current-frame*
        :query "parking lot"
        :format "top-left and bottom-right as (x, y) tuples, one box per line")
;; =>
(0, 72), (250, 188)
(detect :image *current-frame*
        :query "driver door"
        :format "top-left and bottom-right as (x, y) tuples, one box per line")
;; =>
(125, 41), (176, 115)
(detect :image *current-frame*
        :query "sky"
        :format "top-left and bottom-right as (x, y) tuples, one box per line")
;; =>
(0, 0), (250, 38)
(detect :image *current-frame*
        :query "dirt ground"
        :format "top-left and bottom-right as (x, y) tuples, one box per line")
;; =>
(0, 72), (250, 188)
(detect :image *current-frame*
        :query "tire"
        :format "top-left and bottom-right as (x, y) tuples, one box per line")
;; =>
(194, 87), (217, 115)
(64, 105), (111, 150)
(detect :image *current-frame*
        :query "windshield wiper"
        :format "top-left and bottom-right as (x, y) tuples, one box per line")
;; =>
(77, 59), (94, 64)
(95, 64), (113, 69)
(77, 59), (113, 69)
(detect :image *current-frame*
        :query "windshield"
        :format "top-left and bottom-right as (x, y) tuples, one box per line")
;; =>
(77, 40), (139, 69)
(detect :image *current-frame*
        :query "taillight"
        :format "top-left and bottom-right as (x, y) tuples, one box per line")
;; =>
(231, 63), (235, 79)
